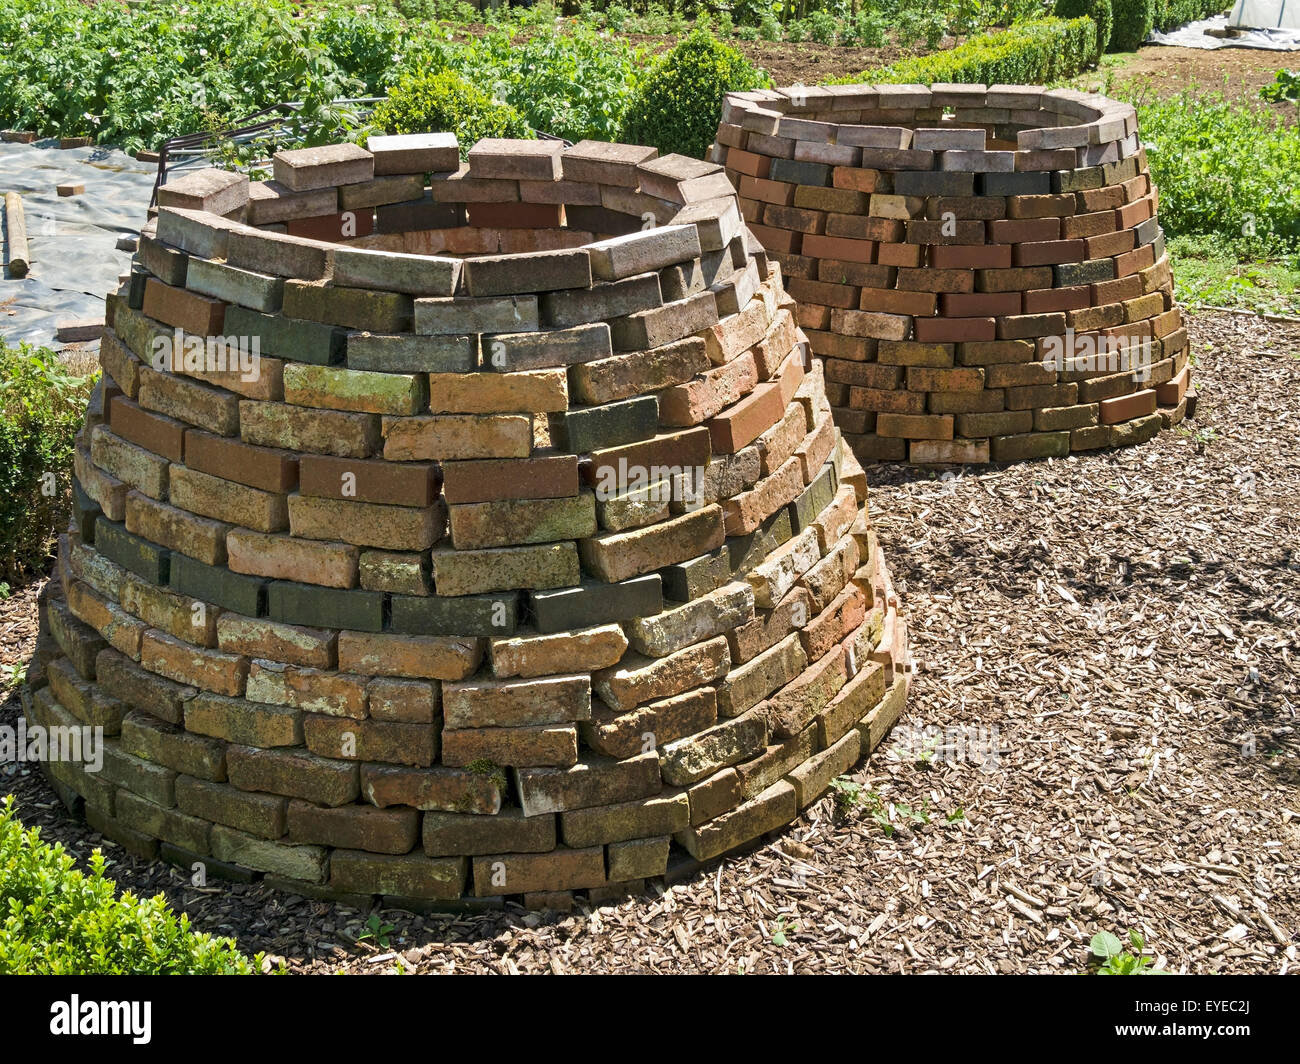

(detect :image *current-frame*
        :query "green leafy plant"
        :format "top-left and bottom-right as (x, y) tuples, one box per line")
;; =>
(620, 28), (769, 160)
(371, 68), (533, 153)
(809, 11), (839, 45)
(1089, 929), (1168, 974)
(0, 341), (95, 583)
(1260, 69), (1300, 104)
(1109, 0), (1153, 52)
(0, 797), (254, 974)
(1, 663), (26, 691)
(828, 775), (865, 813)
(770, 916), (797, 946)
(1134, 90), (1300, 257)
(827, 778), (929, 836)
(357, 912), (396, 949)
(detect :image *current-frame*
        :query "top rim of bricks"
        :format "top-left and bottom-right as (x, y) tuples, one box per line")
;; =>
(150, 135), (753, 298)
(718, 85), (1139, 157)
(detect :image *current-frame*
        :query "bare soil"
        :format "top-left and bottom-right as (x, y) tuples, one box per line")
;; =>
(1093, 43), (1296, 103)
(3, 309), (1296, 975)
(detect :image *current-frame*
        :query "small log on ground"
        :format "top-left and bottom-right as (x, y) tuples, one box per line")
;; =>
(4, 190), (30, 278)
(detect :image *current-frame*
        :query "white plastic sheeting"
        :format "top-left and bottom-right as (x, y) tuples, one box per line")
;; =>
(0, 141), (156, 349)
(1148, 13), (1300, 47)
(1230, 0), (1300, 30)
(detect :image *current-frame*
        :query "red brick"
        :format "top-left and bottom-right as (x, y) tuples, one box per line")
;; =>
(827, 215), (903, 242)
(440, 454), (578, 504)
(860, 288), (937, 316)
(1155, 365), (1190, 406)
(108, 396), (186, 462)
(913, 317), (996, 343)
(875, 413), (953, 440)
(786, 277), (858, 310)
(142, 278), (224, 336)
(1077, 184), (1126, 212)
(875, 242), (922, 267)
(1023, 286), (1091, 314)
(726, 147), (771, 179)
(465, 202), (563, 228)
(185, 429), (298, 494)
(738, 175), (796, 206)
(801, 234), (873, 264)
(746, 223), (801, 255)
(1099, 389), (1157, 424)
(1116, 195), (1154, 228)
(1061, 209), (1118, 239)
(1115, 243), (1156, 277)
(1007, 194), (1076, 219)
(1012, 239), (1086, 266)
(1091, 275), (1143, 304)
(831, 166), (882, 193)
(931, 244), (1011, 269)
(988, 217), (1060, 243)
(285, 210), (375, 241)
(298, 454), (438, 507)
(940, 292), (1021, 317)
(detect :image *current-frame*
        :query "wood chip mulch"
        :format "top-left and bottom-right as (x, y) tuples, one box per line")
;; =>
(2, 310), (1296, 975)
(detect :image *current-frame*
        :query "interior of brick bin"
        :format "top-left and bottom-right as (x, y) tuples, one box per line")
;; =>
(30, 133), (914, 907)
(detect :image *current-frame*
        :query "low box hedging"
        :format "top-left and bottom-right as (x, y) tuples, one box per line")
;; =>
(1153, 0), (1227, 31)
(841, 17), (1098, 86)
(0, 798), (255, 974)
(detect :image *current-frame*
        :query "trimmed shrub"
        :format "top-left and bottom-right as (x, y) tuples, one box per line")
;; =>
(1055, 0), (1114, 63)
(845, 18), (1098, 86)
(0, 797), (255, 974)
(619, 28), (769, 160)
(1110, 0), (1154, 51)
(1151, 0), (1228, 32)
(0, 342), (94, 583)
(369, 68), (533, 151)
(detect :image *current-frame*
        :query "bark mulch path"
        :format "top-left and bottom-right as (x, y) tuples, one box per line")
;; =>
(2, 310), (1297, 975)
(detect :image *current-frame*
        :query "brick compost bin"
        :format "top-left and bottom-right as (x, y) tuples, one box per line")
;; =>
(27, 134), (913, 907)
(712, 85), (1195, 465)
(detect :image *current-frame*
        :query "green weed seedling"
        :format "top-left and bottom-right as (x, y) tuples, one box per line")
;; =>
(1089, 929), (1169, 974)
(770, 916), (797, 947)
(357, 913), (396, 949)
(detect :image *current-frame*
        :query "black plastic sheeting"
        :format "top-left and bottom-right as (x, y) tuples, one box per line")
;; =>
(1, 141), (156, 350)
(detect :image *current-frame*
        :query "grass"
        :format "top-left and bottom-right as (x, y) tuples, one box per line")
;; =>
(1169, 236), (1300, 317)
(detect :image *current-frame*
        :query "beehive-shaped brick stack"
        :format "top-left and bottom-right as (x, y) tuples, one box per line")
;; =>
(713, 85), (1194, 465)
(28, 134), (912, 906)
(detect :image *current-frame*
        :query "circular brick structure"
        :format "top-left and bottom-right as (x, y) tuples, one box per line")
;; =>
(29, 134), (912, 907)
(713, 85), (1194, 465)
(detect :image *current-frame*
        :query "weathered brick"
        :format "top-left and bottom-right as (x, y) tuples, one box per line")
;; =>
(337, 631), (483, 681)
(422, 807), (555, 857)
(175, 775), (287, 838)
